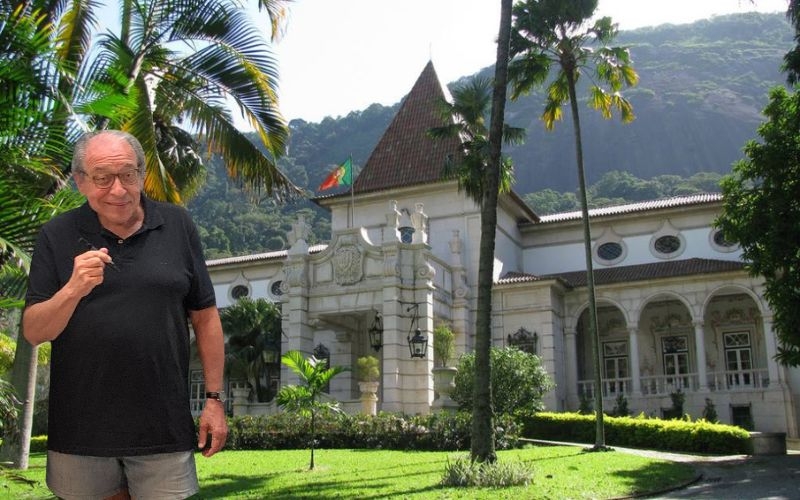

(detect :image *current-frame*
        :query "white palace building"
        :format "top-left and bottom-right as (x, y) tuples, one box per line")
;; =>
(199, 62), (800, 439)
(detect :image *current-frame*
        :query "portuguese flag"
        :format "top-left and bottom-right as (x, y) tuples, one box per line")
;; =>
(318, 157), (353, 191)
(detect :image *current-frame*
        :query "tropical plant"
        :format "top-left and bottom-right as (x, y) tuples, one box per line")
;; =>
(450, 347), (554, 416)
(2, 0), (298, 203)
(355, 355), (379, 383)
(0, 174), (84, 469)
(76, 0), (298, 202)
(717, 86), (800, 367)
(277, 350), (348, 470)
(509, 0), (638, 451)
(432, 323), (455, 368)
(428, 1), (521, 462)
(0, 378), (20, 437)
(220, 297), (282, 402)
(428, 75), (524, 200)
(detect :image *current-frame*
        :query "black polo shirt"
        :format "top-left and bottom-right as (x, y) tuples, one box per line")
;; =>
(25, 196), (216, 456)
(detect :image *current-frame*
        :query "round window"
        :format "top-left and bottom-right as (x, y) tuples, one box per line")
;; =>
(270, 280), (284, 296)
(597, 242), (623, 261)
(654, 235), (681, 255)
(231, 284), (249, 299)
(713, 229), (735, 248)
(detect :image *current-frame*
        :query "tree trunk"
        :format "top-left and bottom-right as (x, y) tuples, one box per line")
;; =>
(566, 71), (605, 450)
(471, 0), (512, 464)
(0, 333), (38, 469)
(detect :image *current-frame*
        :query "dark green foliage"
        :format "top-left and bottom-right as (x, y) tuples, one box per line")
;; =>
(221, 297), (283, 402)
(450, 347), (554, 416)
(223, 412), (521, 452)
(717, 86), (800, 366)
(702, 398), (719, 423)
(663, 390), (686, 420)
(610, 394), (629, 417)
(521, 412), (751, 455)
(578, 392), (594, 415)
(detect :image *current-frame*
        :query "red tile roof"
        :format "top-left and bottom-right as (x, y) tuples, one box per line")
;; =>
(352, 61), (462, 194)
(498, 258), (746, 287)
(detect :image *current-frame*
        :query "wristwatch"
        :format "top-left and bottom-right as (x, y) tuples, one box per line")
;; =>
(205, 391), (225, 403)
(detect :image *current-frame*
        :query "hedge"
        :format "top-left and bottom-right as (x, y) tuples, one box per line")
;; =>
(520, 412), (752, 455)
(225, 411), (521, 451)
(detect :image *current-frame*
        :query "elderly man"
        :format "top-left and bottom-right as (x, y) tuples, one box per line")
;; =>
(24, 129), (227, 499)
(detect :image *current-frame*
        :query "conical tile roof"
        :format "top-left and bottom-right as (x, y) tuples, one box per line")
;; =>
(352, 61), (462, 194)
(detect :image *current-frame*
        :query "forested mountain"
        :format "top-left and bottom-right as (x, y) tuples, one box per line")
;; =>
(188, 12), (793, 258)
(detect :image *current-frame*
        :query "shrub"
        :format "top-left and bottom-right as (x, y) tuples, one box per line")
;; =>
(610, 393), (629, 417)
(450, 347), (554, 415)
(702, 398), (718, 423)
(29, 435), (47, 453)
(356, 356), (380, 382)
(440, 455), (533, 487)
(433, 323), (455, 367)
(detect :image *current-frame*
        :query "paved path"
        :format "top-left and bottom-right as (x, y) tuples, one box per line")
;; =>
(528, 439), (800, 499)
(618, 447), (800, 499)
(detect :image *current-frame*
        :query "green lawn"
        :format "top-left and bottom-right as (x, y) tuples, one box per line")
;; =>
(1, 445), (697, 499)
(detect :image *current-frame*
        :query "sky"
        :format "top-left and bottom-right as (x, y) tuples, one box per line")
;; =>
(271, 0), (789, 123)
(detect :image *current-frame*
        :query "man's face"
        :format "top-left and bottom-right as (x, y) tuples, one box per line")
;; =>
(75, 134), (144, 231)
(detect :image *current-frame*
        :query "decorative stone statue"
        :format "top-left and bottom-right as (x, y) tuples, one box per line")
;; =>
(410, 202), (428, 244)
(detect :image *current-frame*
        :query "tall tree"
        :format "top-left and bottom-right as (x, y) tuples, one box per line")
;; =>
(429, 0), (521, 465)
(508, 0), (637, 450)
(717, 86), (800, 366)
(428, 44), (524, 466)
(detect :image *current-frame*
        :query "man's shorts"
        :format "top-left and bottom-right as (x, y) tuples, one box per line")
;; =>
(46, 450), (199, 499)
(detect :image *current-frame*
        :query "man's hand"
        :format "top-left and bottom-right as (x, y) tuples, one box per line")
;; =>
(197, 399), (228, 457)
(69, 249), (113, 297)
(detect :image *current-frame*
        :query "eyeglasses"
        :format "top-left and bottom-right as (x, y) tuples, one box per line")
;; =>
(80, 169), (141, 189)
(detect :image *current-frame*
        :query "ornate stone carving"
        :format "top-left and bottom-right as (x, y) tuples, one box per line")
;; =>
(333, 240), (364, 285)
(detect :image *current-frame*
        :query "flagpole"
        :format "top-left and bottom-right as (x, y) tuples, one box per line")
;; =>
(349, 154), (355, 229)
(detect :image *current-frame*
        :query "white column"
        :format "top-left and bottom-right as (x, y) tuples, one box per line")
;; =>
(628, 325), (641, 396)
(693, 320), (709, 392)
(564, 328), (578, 409)
(762, 315), (783, 385)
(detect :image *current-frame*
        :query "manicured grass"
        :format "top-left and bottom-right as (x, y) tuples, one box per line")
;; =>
(1, 445), (696, 499)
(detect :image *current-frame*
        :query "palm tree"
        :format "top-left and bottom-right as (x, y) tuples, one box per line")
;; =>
(508, 0), (638, 451)
(428, 75), (523, 200)
(1, 4), (87, 468)
(4, 0), (298, 203)
(220, 297), (282, 402)
(70, 0), (298, 202)
(277, 350), (348, 470)
(428, 0), (522, 464)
